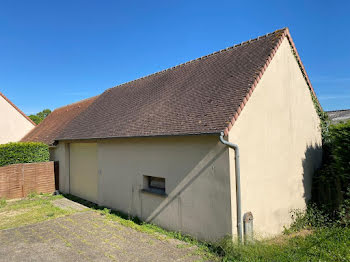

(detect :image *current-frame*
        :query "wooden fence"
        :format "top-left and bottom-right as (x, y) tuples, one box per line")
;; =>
(0, 161), (55, 199)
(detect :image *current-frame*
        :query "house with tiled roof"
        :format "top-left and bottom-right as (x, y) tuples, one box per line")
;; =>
(0, 92), (36, 144)
(25, 28), (323, 241)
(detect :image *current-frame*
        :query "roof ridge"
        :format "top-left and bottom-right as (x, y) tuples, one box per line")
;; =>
(223, 27), (321, 135)
(0, 92), (36, 126)
(107, 28), (288, 92)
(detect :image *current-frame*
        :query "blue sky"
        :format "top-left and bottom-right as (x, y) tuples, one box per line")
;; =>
(0, 0), (349, 114)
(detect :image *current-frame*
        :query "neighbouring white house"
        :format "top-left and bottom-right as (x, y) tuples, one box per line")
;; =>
(0, 92), (36, 144)
(23, 28), (323, 241)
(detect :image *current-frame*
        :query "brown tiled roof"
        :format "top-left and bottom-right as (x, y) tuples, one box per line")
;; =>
(56, 27), (318, 140)
(0, 92), (36, 126)
(21, 96), (98, 145)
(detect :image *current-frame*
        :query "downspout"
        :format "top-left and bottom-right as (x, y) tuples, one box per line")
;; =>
(220, 132), (242, 243)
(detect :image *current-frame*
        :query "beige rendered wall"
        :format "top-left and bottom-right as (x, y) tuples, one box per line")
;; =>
(55, 135), (232, 241)
(228, 37), (322, 237)
(70, 143), (98, 203)
(0, 96), (35, 144)
(97, 135), (231, 241)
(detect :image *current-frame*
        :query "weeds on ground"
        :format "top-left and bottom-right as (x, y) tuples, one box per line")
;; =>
(27, 191), (38, 199)
(105, 204), (350, 261)
(217, 203), (350, 262)
(64, 194), (218, 260)
(0, 194), (73, 230)
(99, 207), (216, 260)
(284, 203), (332, 234)
(0, 198), (6, 208)
(64, 194), (350, 262)
(216, 226), (350, 262)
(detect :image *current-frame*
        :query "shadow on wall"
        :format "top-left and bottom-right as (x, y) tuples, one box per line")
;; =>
(302, 143), (322, 203)
(137, 141), (231, 241)
(145, 146), (227, 223)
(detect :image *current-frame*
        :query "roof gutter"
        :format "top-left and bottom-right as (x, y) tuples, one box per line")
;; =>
(220, 132), (242, 243)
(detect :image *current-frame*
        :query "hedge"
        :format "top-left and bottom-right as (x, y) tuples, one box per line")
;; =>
(312, 120), (350, 214)
(0, 142), (49, 167)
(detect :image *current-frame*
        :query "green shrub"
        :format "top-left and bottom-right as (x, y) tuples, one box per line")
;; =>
(338, 187), (350, 226)
(0, 142), (49, 167)
(312, 120), (350, 214)
(286, 204), (331, 233)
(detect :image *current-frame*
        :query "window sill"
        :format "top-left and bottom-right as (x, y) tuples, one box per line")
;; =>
(140, 189), (167, 197)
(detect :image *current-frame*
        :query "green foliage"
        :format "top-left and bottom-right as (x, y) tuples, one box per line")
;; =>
(0, 142), (49, 167)
(216, 204), (350, 261)
(27, 191), (38, 199)
(312, 120), (350, 214)
(310, 91), (330, 143)
(0, 198), (6, 208)
(339, 187), (350, 226)
(286, 204), (331, 233)
(28, 109), (51, 124)
(289, 43), (330, 143)
(28, 114), (41, 125)
(329, 121), (350, 176)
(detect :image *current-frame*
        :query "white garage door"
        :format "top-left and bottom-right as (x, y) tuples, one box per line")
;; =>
(70, 143), (98, 203)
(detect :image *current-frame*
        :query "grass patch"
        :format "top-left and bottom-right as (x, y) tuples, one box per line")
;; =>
(0, 194), (75, 230)
(0, 198), (6, 208)
(216, 205), (350, 262)
(217, 227), (350, 261)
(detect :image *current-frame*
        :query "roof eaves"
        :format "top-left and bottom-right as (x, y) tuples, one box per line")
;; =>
(55, 131), (220, 143)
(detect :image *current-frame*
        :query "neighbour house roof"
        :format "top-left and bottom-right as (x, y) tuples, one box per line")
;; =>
(21, 96), (98, 145)
(327, 109), (350, 124)
(0, 92), (36, 126)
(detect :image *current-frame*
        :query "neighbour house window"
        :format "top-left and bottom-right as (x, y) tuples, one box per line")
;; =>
(143, 176), (166, 195)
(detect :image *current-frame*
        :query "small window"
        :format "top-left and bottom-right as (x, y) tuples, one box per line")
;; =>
(143, 176), (166, 195)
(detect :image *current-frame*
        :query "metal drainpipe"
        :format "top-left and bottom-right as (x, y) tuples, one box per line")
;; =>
(220, 132), (242, 243)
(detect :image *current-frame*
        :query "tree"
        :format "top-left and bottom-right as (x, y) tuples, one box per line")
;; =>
(28, 109), (51, 124)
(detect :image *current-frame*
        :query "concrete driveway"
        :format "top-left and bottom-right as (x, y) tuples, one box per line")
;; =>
(0, 211), (205, 262)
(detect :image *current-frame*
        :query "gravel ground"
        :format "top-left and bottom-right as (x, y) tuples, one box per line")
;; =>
(0, 211), (205, 262)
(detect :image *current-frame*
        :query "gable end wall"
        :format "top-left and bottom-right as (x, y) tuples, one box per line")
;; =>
(228, 37), (322, 237)
(0, 96), (35, 144)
